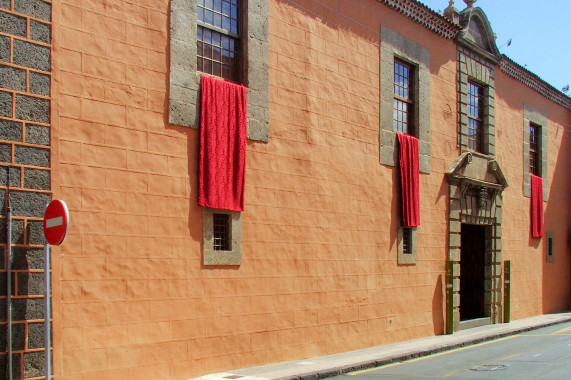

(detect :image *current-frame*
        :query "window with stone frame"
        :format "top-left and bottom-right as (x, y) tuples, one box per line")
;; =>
(398, 223), (417, 265)
(522, 104), (548, 199)
(467, 80), (484, 152)
(197, 0), (240, 82)
(546, 232), (555, 263)
(380, 26), (431, 174)
(456, 49), (496, 156)
(169, 0), (269, 142)
(170, 0), (269, 266)
(203, 209), (242, 265)
(529, 123), (541, 176)
(393, 59), (416, 136)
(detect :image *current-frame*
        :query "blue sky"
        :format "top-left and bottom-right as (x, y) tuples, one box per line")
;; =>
(419, 0), (571, 93)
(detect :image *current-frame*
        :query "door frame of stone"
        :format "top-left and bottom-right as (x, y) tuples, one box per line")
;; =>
(446, 152), (508, 332)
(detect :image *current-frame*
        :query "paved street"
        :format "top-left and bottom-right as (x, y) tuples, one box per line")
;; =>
(334, 322), (571, 379)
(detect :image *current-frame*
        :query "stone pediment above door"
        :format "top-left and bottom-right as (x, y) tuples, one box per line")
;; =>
(446, 152), (508, 192)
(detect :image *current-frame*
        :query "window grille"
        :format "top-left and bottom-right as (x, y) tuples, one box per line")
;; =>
(547, 236), (553, 257)
(529, 123), (540, 176)
(213, 213), (231, 251)
(402, 227), (412, 254)
(467, 81), (484, 152)
(393, 59), (415, 135)
(197, 0), (239, 82)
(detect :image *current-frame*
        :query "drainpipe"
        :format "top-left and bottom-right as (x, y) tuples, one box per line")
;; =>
(5, 170), (13, 380)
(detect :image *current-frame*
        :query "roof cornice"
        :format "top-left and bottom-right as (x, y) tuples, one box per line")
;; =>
(500, 56), (571, 111)
(377, 0), (570, 109)
(377, 0), (461, 39)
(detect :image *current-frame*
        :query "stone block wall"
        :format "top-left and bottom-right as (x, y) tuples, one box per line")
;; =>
(0, 0), (52, 378)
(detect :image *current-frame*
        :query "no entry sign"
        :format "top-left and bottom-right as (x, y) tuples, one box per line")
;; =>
(43, 200), (69, 245)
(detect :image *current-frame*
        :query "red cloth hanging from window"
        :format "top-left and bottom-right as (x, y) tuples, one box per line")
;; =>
(397, 133), (420, 227)
(530, 174), (544, 238)
(198, 75), (247, 212)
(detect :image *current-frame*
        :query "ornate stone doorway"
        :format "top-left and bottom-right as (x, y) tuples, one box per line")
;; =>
(446, 152), (508, 332)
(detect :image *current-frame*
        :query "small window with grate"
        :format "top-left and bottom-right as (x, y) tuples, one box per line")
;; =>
(398, 224), (416, 264)
(393, 59), (415, 135)
(545, 232), (555, 263)
(213, 213), (231, 251)
(547, 236), (553, 257)
(402, 227), (412, 254)
(529, 123), (541, 176)
(197, 0), (240, 82)
(467, 81), (484, 152)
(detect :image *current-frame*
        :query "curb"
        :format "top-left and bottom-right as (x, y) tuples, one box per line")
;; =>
(276, 317), (571, 380)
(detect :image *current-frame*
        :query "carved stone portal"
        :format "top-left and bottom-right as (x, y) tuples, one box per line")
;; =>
(446, 152), (508, 332)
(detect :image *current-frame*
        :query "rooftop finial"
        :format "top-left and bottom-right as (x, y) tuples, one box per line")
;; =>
(444, 0), (460, 24)
(463, 0), (477, 7)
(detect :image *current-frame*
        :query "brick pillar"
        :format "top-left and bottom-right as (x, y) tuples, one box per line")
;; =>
(0, 0), (52, 378)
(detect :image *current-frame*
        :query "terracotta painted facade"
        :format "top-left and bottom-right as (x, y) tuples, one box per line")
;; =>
(0, 0), (569, 379)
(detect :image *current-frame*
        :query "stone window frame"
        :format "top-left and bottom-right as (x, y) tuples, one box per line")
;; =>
(170, 0), (267, 265)
(203, 208), (242, 265)
(169, 0), (269, 142)
(522, 104), (548, 199)
(457, 48), (496, 156)
(397, 223), (417, 265)
(380, 25), (431, 174)
(545, 231), (555, 263)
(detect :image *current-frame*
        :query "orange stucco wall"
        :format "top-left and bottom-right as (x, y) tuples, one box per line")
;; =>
(50, 0), (569, 379)
(494, 71), (570, 318)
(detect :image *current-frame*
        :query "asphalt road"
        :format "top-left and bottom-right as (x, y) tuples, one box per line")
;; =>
(333, 321), (571, 379)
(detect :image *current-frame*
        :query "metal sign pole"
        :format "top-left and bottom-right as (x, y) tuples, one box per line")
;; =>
(43, 198), (52, 380)
(7, 193), (13, 380)
(41, 199), (69, 380)
(44, 240), (51, 380)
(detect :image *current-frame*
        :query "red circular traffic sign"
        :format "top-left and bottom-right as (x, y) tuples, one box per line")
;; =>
(43, 200), (69, 245)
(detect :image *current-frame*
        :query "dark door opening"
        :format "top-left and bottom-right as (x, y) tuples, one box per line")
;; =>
(460, 224), (486, 321)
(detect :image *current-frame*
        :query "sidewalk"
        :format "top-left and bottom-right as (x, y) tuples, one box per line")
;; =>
(195, 312), (571, 380)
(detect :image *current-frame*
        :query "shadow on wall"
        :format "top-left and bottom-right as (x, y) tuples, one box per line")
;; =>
(542, 125), (571, 313)
(432, 274), (444, 334)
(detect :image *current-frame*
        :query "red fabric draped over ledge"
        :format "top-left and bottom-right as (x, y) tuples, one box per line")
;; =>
(530, 174), (544, 238)
(198, 75), (247, 212)
(397, 133), (420, 227)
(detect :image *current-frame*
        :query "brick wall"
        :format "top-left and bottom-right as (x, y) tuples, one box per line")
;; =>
(0, 0), (52, 378)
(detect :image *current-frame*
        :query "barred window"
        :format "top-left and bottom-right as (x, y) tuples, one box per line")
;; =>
(402, 227), (412, 254)
(393, 59), (415, 135)
(529, 123), (540, 176)
(213, 213), (231, 251)
(467, 81), (484, 152)
(197, 0), (239, 82)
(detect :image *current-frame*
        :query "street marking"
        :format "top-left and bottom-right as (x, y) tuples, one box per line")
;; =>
(496, 353), (523, 362)
(46, 216), (63, 228)
(533, 354), (541, 357)
(349, 336), (519, 377)
(552, 326), (571, 335)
